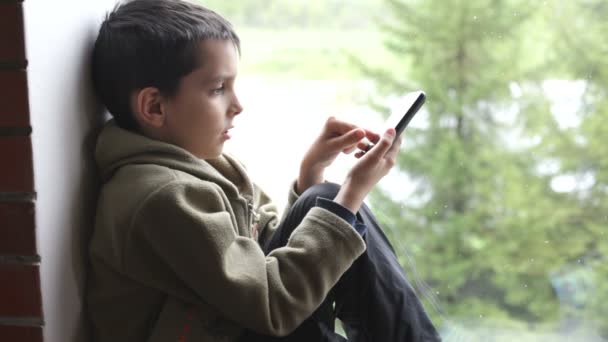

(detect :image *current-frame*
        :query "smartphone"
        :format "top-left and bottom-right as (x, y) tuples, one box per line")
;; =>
(385, 90), (426, 137)
(364, 90), (426, 152)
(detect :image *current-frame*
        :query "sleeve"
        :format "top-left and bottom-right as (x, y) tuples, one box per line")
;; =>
(125, 180), (366, 336)
(315, 198), (356, 226)
(255, 180), (300, 247)
(256, 181), (368, 243)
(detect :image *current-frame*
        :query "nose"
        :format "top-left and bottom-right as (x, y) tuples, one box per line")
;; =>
(231, 92), (243, 117)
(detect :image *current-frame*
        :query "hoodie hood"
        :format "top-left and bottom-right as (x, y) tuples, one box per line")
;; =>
(95, 120), (254, 200)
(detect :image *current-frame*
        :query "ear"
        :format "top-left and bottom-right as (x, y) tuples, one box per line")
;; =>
(132, 87), (167, 128)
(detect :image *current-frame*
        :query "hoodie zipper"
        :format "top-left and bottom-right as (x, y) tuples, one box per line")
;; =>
(247, 200), (261, 239)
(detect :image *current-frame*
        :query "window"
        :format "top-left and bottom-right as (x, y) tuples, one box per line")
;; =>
(211, 0), (608, 340)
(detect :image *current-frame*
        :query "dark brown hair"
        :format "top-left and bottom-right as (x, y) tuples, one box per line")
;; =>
(92, 0), (240, 130)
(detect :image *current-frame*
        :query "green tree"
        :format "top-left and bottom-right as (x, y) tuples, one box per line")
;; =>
(533, 0), (608, 336)
(361, 0), (607, 336)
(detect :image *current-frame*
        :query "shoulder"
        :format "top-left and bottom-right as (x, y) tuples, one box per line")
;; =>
(98, 163), (229, 228)
(136, 177), (228, 216)
(107, 163), (220, 195)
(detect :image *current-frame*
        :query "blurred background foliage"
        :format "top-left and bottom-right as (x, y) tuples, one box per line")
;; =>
(201, 0), (607, 340)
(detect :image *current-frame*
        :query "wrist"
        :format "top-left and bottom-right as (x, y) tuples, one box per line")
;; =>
(333, 180), (365, 214)
(297, 163), (324, 195)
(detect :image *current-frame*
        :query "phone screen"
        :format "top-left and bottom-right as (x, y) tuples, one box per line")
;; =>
(384, 90), (426, 137)
(362, 90), (426, 153)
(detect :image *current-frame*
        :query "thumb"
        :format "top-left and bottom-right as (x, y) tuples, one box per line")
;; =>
(365, 128), (395, 158)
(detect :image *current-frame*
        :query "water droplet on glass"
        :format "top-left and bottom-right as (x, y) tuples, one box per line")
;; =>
(479, 314), (483, 318)
(524, 284), (528, 288)
(544, 240), (549, 244)
(473, 15), (478, 20)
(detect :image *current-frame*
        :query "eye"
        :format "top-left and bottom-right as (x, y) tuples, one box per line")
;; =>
(212, 84), (225, 95)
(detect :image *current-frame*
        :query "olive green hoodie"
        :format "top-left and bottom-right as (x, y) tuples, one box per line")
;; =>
(87, 121), (366, 342)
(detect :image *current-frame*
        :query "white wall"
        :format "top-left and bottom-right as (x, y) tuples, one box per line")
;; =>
(20, 2), (383, 342)
(23, 1), (116, 341)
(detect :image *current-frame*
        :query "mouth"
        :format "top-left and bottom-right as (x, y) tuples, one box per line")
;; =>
(222, 126), (234, 139)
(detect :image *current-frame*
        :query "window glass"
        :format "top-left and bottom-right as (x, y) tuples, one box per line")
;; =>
(208, 1), (608, 340)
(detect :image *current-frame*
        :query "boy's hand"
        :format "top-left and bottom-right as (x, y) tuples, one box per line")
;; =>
(334, 128), (402, 214)
(297, 116), (379, 194)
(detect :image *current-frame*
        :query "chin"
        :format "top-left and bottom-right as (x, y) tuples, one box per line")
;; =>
(197, 148), (223, 160)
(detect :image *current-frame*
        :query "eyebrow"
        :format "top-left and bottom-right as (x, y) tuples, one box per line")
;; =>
(206, 74), (236, 84)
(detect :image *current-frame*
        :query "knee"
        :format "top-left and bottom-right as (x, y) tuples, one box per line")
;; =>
(295, 182), (341, 210)
(272, 182), (342, 249)
(301, 182), (340, 201)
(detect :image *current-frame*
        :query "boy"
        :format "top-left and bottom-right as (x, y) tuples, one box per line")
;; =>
(87, 0), (440, 341)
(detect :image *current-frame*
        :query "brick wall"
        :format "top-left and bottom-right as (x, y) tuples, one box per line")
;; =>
(0, 0), (44, 341)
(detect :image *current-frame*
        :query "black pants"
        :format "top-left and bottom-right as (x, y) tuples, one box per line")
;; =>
(240, 183), (441, 342)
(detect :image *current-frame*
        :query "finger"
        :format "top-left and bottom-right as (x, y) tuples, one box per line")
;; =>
(331, 128), (365, 150)
(325, 116), (358, 136)
(343, 145), (358, 154)
(357, 141), (373, 151)
(364, 129), (380, 144)
(365, 128), (396, 159)
(384, 136), (402, 162)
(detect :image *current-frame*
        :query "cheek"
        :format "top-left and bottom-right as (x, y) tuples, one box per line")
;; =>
(171, 93), (206, 125)
(167, 90), (225, 137)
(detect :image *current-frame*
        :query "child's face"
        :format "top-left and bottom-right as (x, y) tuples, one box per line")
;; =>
(162, 39), (242, 159)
